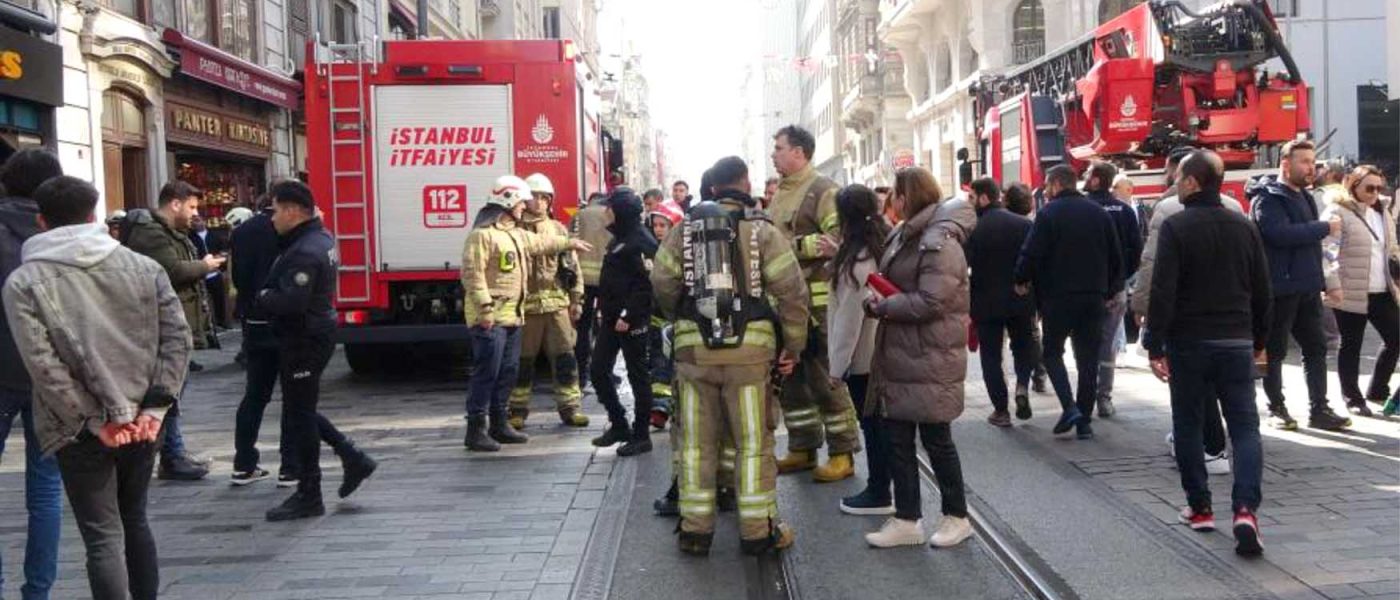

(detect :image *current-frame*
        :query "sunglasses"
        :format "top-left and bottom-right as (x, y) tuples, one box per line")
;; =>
(1360, 184), (1386, 194)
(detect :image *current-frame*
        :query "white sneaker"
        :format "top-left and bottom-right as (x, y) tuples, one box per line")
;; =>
(865, 518), (926, 548)
(1205, 452), (1232, 475)
(930, 516), (974, 548)
(1166, 431), (1175, 458)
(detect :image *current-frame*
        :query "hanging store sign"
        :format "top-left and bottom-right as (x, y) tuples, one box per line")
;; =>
(167, 101), (273, 156)
(161, 29), (299, 109)
(0, 27), (62, 106)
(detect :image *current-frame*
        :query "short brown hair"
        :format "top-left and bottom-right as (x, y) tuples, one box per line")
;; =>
(157, 180), (202, 207)
(893, 167), (943, 220)
(1345, 164), (1387, 199)
(1281, 139), (1315, 159)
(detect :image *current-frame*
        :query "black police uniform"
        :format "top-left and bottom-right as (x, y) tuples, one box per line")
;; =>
(258, 217), (338, 497)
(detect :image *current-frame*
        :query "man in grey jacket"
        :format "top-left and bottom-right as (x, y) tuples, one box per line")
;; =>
(4, 176), (192, 600)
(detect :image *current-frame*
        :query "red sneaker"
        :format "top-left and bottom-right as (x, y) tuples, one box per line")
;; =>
(650, 409), (669, 431)
(1178, 506), (1216, 532)
(1233, 509), (1263, 557)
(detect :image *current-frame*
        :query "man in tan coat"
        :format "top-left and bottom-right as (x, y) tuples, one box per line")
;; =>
(767, 125), (860, 481)
(652, 157), (809, 555)
(510, 174), (589, 428)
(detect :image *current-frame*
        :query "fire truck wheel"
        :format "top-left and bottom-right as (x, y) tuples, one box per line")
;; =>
(344, 343), (380, 375)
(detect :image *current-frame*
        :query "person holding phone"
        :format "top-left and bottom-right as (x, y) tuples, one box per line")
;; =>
(862, 167), (975, 549)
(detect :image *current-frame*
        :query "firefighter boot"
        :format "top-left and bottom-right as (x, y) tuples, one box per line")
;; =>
(741, 521), (795, 556)
(559, 407), (590, 427)
(489, 411), (530, 444)
(777, 449), (817, 474)
(508, 408), (529, 431)
(678, 531), (714, 556)
(813, 453), (855, 483)
(464, 415), (500, 452)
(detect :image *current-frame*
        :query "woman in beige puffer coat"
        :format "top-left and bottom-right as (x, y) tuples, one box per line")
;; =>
(862, 167), (975, 550)
(1321, 165), (1400, 416)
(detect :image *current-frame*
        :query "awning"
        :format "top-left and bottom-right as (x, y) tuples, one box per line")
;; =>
(161, 29), (300, 109)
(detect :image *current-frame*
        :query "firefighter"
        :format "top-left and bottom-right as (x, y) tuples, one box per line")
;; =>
(461, 175), (592, 452)
(645, 204), (683, 429)
(768, 124), (861, 480)
(570, 192), (612, 394)
(508, 174), (590, 429)
(652, 156), (809, 556)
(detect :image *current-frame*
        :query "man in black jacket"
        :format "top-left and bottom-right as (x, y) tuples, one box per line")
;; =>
(966, 177), (1038, 426)
(229, 198), (374, 491)
(589, 187), (657, 457)
(0, 148), (63, 598)
(1247, 139), (1348, 431)
(1085, 162), (1143, 418)
(1145, 150), (1270, 557)
(1015, 165), (1123, 440)
(260, 181), (376, 521)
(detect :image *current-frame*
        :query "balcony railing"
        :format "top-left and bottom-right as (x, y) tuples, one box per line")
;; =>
(1011, 39), (1045, 65)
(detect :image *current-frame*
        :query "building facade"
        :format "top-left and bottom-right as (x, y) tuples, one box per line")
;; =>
(760, 0), (800, 180)
(798, 0), (843, 181)
(834, 0), (912, 187)
(875, 0), (1394, 185)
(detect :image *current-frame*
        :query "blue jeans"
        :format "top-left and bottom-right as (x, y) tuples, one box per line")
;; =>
(1167, 340), (1263, 513)
(0, 389), (62, 600)
(467, 325), (523, 416)
(159, 378), (188, 461)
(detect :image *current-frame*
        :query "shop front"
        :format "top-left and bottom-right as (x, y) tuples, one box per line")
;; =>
(160, 28), (298, 228)
(0, 21), (62, 160)
(164, 80), (275, 228)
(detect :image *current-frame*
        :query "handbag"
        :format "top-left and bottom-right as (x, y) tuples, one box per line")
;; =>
(1352, 206), (1400, 282)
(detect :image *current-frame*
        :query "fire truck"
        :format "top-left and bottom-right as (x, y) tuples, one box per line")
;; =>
(970, 0), (1310, 204)
(304, 38), (604, 373)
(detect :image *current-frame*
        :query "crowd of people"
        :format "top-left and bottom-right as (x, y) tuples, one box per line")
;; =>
(0, 124), (1396, 597)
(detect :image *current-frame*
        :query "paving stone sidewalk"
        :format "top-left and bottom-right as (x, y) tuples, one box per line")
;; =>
(0, 341), (618, 600)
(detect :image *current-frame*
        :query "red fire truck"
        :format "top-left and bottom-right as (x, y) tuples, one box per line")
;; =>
(304, 39), (603, 373)
(970, 0), (1310, 205)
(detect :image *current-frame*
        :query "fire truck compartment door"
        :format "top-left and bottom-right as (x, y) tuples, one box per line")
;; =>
(373, 84), (514, 270)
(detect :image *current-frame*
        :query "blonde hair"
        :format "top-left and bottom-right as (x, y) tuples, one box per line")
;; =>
(893, 167), (944, 220)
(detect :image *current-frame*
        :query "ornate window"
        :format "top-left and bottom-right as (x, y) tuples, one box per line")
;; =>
(1011, 0), (1045, 66)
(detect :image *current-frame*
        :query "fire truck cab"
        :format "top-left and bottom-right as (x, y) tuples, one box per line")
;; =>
(304, 38), (602, 373)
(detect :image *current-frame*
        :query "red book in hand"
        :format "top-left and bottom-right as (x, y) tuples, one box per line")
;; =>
(866, 272), (901, 298)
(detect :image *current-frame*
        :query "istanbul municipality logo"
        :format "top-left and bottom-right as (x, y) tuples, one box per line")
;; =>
(1120, 94), (1138, 118)
(531, 115), (555, 144)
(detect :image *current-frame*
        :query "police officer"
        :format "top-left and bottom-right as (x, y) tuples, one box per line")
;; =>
(462, 176), (592, 452)
(768, 125), (861, 481)
(570, 192), (612, 393)
(508, 174), (590, 429)
(260, 180), (375, 521)
(652, 156), (810, 556)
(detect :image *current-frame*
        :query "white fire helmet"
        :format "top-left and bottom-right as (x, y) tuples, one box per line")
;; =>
(525, 173), (555, 197)
(486, 175), (533, 210)
(226, 206), (255, 228)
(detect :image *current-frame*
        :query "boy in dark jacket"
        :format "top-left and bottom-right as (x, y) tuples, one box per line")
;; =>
(1247, 140), (1349, 431)
(590, 187), (657, 456)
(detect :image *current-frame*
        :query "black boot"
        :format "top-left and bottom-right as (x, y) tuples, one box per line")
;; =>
(592, 421), (630, 447)
(267, 481), (325, 522)
(336, 445), (378, 499)
(464, 415), (500, 452)
(654, 478), (679, 517)
(489, 411), (529, 444)
(617, 422), (652, 456)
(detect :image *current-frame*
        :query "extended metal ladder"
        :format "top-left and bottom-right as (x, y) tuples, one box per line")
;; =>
(320, 39), (374, 303)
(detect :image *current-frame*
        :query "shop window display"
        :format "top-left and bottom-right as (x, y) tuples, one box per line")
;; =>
(176, 159), (264, 229)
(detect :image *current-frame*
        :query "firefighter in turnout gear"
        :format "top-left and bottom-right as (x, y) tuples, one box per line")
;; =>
(651, 157), (810, 556)
(768, 125), (861, 481)
(570, 192), (613, 392)
(461, 176), (593, 452)
(509, 173), (590, 429)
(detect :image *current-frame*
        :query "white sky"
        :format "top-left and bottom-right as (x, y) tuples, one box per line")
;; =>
(597, 0), (763, 184)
